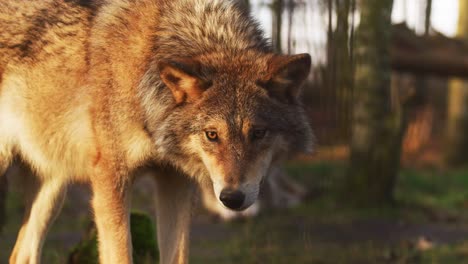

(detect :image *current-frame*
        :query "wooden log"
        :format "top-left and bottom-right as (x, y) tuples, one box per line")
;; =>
(391, 23), (468, 78)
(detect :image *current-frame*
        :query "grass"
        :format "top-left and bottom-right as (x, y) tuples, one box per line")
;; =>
(397, 168), (468, 210)
(3, 162), (468, 263)
(189, 162), (468, 263)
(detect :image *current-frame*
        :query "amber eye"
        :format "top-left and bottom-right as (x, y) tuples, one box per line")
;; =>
(205, 131), (218, 141)
(252, 129), (267, 140)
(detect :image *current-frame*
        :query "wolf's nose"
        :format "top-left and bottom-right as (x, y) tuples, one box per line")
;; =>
(219, 188), (245, 210)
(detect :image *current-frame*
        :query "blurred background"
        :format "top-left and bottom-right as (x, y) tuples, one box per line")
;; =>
(3, 0), (468, 263)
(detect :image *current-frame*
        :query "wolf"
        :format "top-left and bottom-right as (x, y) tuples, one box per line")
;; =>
(0, 0), (313, 263)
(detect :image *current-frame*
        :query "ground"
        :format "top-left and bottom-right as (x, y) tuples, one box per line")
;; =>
(2, 162), (468, 263)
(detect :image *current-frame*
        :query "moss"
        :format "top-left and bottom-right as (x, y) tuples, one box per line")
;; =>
(130, 212), (159, 263)
(68, 212), (158, 264)
(68, 223), (99, 264)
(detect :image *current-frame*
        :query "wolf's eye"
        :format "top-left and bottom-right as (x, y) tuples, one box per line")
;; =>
(252, 129), (267, 140)
(205, 131), (218, 141)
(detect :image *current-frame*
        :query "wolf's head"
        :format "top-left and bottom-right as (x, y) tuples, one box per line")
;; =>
(143, 52), (313, 211)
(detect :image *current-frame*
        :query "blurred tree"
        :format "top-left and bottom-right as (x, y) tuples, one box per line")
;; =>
(344, 0), (402, 206)
(286, 0), (295, 54)
(411, 0), (432, 153)
(324, 0), (353, 144)
(335, 0), (353, 141)
(445, 0), (468, 166)
(271, 0), (284, 53)
(424, 0), (432, 34)
(0, 173), (6, 233)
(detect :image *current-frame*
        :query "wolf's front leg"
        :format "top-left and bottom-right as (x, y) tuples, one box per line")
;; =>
(91, 171), (133, 264)
(9, 170), (67, 264)
(154, 168), (195, 264)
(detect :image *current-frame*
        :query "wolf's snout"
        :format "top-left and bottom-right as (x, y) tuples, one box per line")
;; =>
(219, 188), (245, 210)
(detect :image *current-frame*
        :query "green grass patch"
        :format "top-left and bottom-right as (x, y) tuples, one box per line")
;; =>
(396, 168), (468, 210)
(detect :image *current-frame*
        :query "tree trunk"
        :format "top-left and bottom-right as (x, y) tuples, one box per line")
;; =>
(271, 0), (284, 53)
(344, 0), (399, 206)
(445, 0), (468, 166)
(286, 1), (295, 54)
(0, 173), (6, 232)
(424, 0), (432, 34)
(325, 0), (338, 144)
(335, 0), (353, 142)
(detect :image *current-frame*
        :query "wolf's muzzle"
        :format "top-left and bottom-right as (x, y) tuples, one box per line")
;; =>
(219, 188), (245, 210)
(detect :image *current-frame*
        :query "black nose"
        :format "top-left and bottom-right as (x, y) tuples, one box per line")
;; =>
(219, 189), (245, 210)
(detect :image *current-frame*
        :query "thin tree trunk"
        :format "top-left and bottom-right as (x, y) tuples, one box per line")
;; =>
(286, 0), (295, 54)
(271, 0), (284, 53)
(0, 173), (6, 232)
(424, 0), (432, 34)
(445, 0), (468, 166)
(344, 0), (399, 206)
(412, 0), (433, 153)
(326, 0), (336, 145)
(335, 0), (352, 142)
(349, 0), (356, 68)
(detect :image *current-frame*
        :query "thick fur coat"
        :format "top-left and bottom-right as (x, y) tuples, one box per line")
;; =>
(0, 1), (313, 263)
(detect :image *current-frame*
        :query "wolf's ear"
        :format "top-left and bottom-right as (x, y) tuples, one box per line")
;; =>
(158, 59), (211, 104)
(261, 53), (311, 103)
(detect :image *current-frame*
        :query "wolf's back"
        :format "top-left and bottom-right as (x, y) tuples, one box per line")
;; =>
(0, 0), (94, 68)
(153, 0), (271, 60)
